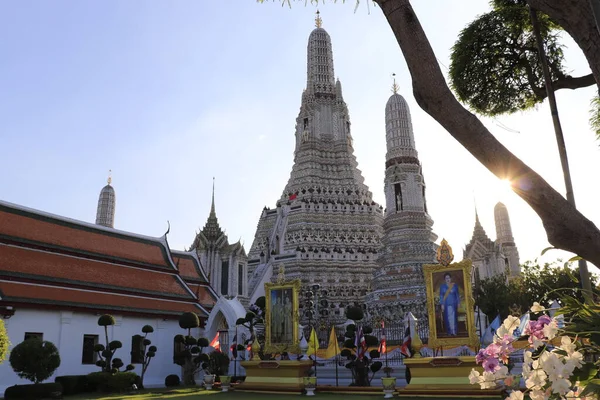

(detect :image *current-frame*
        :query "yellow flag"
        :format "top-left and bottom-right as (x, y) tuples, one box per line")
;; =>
(323, 326), (340, 359)
(306, 328), (319, 356)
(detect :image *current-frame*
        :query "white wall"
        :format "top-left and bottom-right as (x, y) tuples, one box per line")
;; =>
(0, 309), (202, 394)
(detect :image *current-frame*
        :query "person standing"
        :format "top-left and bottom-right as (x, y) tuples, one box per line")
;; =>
(439, 272), (460, 336)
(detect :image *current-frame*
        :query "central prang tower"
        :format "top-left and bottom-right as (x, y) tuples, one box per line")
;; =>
(365, 81), (438, 321)
(247, 13), (384, 323)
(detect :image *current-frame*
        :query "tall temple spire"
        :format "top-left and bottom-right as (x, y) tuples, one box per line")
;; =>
(306, 11), (335, 92)
(368, 79), (437, 320)
(210, 177), (216, 216)
(202, 178), (223, 242)
(284, 14), (370, 199)
(95, 170), (116, 228)
(385, 78), (418, 162)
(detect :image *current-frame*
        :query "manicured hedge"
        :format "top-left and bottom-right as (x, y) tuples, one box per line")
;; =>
(4, 382), (63, 399)
(55, 375), (93, 395)
(164, 374), (180, 387)
(87, 371), (139, 392)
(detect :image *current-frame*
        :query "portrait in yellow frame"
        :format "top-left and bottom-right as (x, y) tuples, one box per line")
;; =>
(423, 259), (479, 350)
(264, 279), (302, 354)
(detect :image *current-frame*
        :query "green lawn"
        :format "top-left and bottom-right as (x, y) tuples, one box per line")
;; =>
(65, 388), (390, 400)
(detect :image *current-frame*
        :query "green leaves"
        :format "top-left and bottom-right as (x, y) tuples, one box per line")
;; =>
(449, 2), (565, 116)
(97, 314), (116, 327)
(9, 339), (61, 384)
(178, 312), (200, 330)
(0, 319), (9, 365)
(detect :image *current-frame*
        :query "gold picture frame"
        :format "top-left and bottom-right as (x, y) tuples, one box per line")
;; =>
(264, 279), (302, 354)
(423, 259), (479, 350)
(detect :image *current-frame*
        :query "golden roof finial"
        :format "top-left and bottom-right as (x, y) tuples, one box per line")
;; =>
(392, 73), (399, 95)
(436, 238), (454, 267)
(107, 169), (112, 185)
(315, 10), (322, 28)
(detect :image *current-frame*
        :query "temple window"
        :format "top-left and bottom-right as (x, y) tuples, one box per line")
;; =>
(221, 260), (229, 295)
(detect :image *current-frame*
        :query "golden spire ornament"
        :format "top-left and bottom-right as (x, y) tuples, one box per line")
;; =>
(391, 73), (399, 94)
(436, 238), (454, 267)
(315, 10), (322, 28)
(107, 169), (112, 185)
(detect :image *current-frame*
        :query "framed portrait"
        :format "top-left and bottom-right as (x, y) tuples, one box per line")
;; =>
(264, 279), (301, 354)
(423, 260), (479, 349)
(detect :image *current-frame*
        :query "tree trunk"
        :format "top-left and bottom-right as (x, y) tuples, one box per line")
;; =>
(374, 0), (600, 269)
(526, 0), (600, 91)
(183, 358), (196, 386)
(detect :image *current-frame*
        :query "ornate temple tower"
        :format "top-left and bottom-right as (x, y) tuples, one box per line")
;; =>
(365, 82), (438, 321)
(247, 13), (384, 322)
(95, 171), (115, 228)
(464, 203), (520, 281)
(189, 181), (248, 302)
(494, 202), (520, 277)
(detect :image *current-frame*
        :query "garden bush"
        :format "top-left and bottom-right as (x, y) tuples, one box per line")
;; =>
(86, 371), (139, 392)
(9, 338), (61, 383)
(54, 375), (92, 395)
(4, 382), (62, 400)
(164, 374), (181, 387)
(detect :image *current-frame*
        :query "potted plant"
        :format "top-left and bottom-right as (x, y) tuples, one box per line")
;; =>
(200, 350), (230, 390)
(302, 369), (317, 396)
(381, 366), (396, 399)
(220, 375), (232, 392)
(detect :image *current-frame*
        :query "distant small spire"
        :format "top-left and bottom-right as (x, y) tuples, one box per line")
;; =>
(211, 177), (215, 215)
(315, 10), (322, 28)
(391, 73), (399, 94)
(107, 169), (112, 185)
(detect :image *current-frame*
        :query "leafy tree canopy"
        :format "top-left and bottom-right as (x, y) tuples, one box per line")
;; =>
(448, 0), (596, 117)
(0, 319), (9, 365)
(9, 338), (61, 383)
(475, 260), (600, 320)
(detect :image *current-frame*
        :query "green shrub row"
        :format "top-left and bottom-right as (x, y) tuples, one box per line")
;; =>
(54, 375), (94, 396)
(4, 382), (62, 400)
(87, 371), (139, 392)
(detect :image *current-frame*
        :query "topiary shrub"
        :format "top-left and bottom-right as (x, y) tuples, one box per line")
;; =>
(9, 338), (61, 383)
(174, 312), (211, 386)
(4, 382), (63, 400)
(87, 371), (139, 393)
(87, 371), (111, 392)
(203, 350), (230, 378)
(94, 314), (133, 374)
(134, 325), (157, 389)
(164, 374), (180, 387)
(0, 319), (10, 365)
(54, 375), (92, 395)
(107, 372), (139, 392)
(340, 306), (380, 387)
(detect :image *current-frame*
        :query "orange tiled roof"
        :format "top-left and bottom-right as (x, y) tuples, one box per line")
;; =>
(0, 280), (206, 316)
(0, 203), (172, 269)
(0, 244), (192, 299)
(186, 283), (217, 307)
(171, 252), (205, 281)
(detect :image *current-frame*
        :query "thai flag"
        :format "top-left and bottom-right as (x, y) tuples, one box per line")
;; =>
(230, 334), (237, 359)
(400, 323), (412, 358)
(210, 332), (220, 351)
(355, 326), (366, 359)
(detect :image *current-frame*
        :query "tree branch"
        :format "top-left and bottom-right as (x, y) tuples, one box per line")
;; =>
(375, 0), (600, 269)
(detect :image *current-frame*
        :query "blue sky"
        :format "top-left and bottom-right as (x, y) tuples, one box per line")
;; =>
(1, 1), (599, 268)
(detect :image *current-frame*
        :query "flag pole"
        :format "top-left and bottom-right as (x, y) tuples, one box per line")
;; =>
(234, 325), (237, 379)
(334, 325), (339, 387)
(383, 320), (388, 369)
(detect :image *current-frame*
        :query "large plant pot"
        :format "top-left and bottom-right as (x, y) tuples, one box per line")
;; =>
(381, 377), (396, 399)
(220, 376), (232, 392)
(303, 376), (317, 396)
(203, 374), (215, 390)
